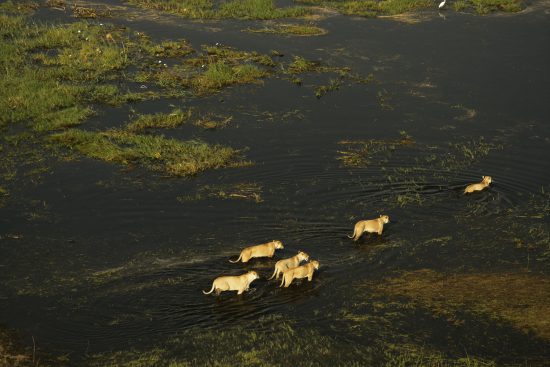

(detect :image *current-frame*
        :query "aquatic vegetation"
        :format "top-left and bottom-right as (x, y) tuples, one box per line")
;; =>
(337, 133), (415, 168)
(315, 78), (341, 98)
(287, 55), (318, 73)
(143, 39), (194, 58)
(45, 0), (66, 9)
(49, 129), (247, 176)
(193, 113), (233, 129)
(72, 5), (111, 18)
(126, 0), (310, 19)
(369, 269), (550, 340)
(192, 61), (268, 93)
(245, 23), (328, 36)
(337, 134), (499, 174)
(126, 108), (192, 132)
(336, 133), (507, 209)
(1, 8), (359, 184)
(177, 182), (263, 202)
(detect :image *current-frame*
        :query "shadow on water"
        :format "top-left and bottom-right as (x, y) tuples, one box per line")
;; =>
(1, 0), (550, 365)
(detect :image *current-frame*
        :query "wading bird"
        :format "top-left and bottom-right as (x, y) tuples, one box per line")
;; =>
(438, 0), (447, 9)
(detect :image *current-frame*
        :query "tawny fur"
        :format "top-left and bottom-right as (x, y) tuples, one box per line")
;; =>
(348, 215), (390, 241)
(280, 260), (320, 288)
(268, 251), (309, 280)
(203, 271), (259, 295)
(464, 176), (492, 194)
(229, 240), (284, 263)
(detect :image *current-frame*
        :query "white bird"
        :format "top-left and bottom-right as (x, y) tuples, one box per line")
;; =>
(438, 0), (447, 9)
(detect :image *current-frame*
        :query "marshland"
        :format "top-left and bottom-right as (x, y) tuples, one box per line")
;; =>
(1, 0), (549, 366)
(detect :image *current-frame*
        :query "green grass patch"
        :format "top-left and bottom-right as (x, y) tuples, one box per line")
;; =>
(287, 55), (318, 73)
(295, 0), (523, 16)
(192, 61), (268, 93)
(217, 0), (309, 19)
(126, 0), (310, 19)
(126, 108), (192, 132)
(49, 129), (247, 176)
(471, 0), (522, 13)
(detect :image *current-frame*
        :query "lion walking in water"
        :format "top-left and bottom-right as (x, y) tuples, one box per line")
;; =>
(348, 215), (390, 241)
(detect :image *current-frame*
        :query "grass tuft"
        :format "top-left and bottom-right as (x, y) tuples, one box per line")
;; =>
(126, 109), (192, 132)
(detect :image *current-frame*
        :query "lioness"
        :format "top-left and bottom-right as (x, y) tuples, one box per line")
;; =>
(348, 215), (389, 241)
(280, 260), (320, 288)
(464, 176), (492, 194)
(203, 271), (259, 295)
(229, 240), (284, 263)
(268, 251), (309, 280)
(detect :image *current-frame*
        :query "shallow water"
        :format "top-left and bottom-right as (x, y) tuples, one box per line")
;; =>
(1, 1), (550, 365)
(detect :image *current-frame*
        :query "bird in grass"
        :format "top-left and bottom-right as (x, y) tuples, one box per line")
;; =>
(438, 0), (447, 9)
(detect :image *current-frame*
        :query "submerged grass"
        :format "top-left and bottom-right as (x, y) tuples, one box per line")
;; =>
(245, 23), (328, 36)
(369, 269), (550, 340)
(193, 113), (233, 129)
(337, 132), (506, 208)
(86, 321), (496, 366)
(177, 182), (263, 202)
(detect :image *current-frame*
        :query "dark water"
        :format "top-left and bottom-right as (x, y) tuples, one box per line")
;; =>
(1, 1), (550, 364)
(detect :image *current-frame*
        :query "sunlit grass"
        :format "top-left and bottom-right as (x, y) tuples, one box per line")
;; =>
(50, 129), (247, 176)
(126, 108), (192, 132)
(296, 0), (523, 16)
(369, 269), (550, 340)
(126, 0), (310, 19)
(192, 61), (268, 93)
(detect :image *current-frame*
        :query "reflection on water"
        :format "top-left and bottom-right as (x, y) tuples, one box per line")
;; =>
(1, 1), (550, 365)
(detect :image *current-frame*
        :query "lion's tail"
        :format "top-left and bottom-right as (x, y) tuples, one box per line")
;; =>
(267, 267), (277, 280)
(347, 226), (357, 239)
(202, 284), (215, 295)
(229, 253), (242, 263)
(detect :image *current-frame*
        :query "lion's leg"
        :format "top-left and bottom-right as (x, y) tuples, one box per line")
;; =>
(215, 288), (221, 296)
(284, 277), (292, 288)
(308, 274), (313, 281)
(237, 289), (244, 295)
(242, 253), (250, 263)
